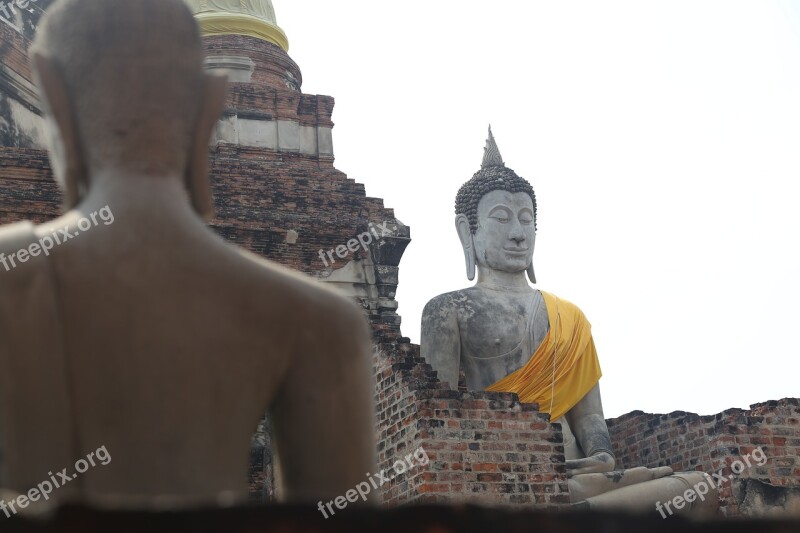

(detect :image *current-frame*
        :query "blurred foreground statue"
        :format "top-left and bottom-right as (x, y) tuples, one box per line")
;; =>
(0, 0), (375, 508)
(421, 128), (718, 516)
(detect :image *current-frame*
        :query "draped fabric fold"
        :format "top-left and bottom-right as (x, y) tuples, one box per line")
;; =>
(485, 291), (601, 421)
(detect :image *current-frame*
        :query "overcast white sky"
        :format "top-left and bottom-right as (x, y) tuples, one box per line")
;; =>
(276, 1), (800, 418)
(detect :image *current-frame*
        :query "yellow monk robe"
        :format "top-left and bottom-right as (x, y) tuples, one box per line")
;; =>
(485, 291), (601, 421)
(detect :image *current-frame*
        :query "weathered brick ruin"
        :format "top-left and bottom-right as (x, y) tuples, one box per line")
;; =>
(0, 2), (797, 519)
(607, 398), (800, 517)
(373, 341), (568, 508)
(374, 334), (799, 515)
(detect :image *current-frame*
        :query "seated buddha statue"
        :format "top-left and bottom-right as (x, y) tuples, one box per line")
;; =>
(0, 0), (375, 509)
(421, 128), (718, 515)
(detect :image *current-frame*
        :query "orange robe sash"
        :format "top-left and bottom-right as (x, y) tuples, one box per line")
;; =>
(485, 291), (601, 421)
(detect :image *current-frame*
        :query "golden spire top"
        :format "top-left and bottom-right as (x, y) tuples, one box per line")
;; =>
(183, 0), (289, 51)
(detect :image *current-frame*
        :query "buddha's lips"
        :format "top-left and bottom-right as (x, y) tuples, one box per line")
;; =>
(503, 248), (529, 254)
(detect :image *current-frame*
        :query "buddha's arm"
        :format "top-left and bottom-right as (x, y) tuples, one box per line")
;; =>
(420, 295), (460, 389)
(564, 383), (616, 475)
(270, 302), (376, 503)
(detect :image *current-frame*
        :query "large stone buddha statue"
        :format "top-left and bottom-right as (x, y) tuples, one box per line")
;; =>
(421, 128), (718, 514)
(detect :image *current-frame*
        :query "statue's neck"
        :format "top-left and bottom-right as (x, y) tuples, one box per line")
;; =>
(78, 171), (197, 219)
(475, 267), (531, 291)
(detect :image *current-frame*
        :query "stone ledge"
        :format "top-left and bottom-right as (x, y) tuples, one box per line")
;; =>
(2, 503), (799, 532)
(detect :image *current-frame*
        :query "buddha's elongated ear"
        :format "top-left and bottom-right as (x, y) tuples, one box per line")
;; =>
(455, 214), (476, 281)
(32, 53), (87, 210)
(185, 72), (228, 221)
(526, 262), (536, 284)
(526, 231), (537, 283)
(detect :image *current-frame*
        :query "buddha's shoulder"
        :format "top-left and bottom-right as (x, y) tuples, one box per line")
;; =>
(423, 287), (477, 305)
(422, 286), (498, 316)
(422, 289), (468, 317)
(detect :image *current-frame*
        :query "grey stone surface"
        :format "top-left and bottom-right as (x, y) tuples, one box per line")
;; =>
(317, 126), (334, 156)
(203, 55), (255, 83)
(277, 119), (300, 152)
(210, 114), (330, 155)
(735, 479), (800, 518)
(319, 220), (410, 332)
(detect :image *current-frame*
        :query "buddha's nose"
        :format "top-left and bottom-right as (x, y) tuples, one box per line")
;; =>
(510, 224), (525, 243)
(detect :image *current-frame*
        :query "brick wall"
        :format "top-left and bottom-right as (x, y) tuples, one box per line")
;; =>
(374, 340), (569, 509)
(0, 145), (397, 275)
(204, 36), (306, 95)
(606, 398), (800, 517)
(207, 144), (394, 275)
(0, 147), (60, 222)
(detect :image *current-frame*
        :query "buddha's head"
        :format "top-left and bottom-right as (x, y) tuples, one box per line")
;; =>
(29, 0), (228, 219)
(455, 128), (537, 282)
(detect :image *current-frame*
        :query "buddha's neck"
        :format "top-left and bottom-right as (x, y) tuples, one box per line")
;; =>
(475, 267), (531, 291)
(78, 171), (197, 220)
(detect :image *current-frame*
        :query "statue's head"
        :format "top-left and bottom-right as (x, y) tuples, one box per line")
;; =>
(455, 127), (537, 282)
(29, 0), (228, 219)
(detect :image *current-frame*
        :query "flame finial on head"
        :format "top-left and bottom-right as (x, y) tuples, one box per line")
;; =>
(481, 125), (505, 168)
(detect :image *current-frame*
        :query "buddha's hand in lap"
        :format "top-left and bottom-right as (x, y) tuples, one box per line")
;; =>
(565, 451), (615, 476)
(568, 465), (675, 501)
